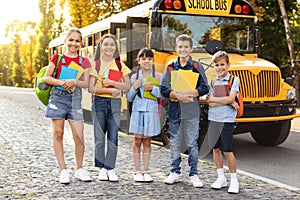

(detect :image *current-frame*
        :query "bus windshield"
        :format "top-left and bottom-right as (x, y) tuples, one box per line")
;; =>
(160, 14), (254, 53)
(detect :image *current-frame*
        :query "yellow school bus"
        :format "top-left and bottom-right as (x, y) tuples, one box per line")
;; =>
(48, 0), (300, 146)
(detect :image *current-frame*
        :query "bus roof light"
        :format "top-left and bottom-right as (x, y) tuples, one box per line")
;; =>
(173, 0), (182, 10)
(234, 5), (242, 14)
(243, 5), (250, 15)
(164, 0), (173, 9)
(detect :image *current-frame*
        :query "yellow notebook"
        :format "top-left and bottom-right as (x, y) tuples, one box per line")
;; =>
(173, 70), (199, 92)
(144, 76), (160, 100)
(171, 71), (178, 90)
(68, 61), (85, 80)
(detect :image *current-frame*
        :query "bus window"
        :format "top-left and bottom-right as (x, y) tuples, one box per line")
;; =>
(132, 23), (148, 50)
(160, 14), (254, 53)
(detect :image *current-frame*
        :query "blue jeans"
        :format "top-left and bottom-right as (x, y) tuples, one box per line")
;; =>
(169, 116), (199, 176)
(92, 96), (121, 170)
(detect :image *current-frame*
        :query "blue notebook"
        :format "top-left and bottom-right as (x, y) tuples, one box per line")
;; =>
(56, 66), (78, 91)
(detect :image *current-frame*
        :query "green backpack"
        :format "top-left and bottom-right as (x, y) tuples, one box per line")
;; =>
(34, 55), (62, 106)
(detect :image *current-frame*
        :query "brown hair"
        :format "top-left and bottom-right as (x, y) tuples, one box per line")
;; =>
(176, 34), (193, 47)
(94, 33), (120, 61)
(212, 51), (229, 63)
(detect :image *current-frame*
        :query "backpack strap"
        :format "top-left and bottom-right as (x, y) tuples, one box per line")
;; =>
(95, 60), (101, 73)
(115, 59), (122, 71)
(95, 59), (122, 74)
(168, 62), (174, 72)
(53, 54), (62, 78)
(228, 74), (234, 88)
(228, 75), (240, 104)
(193, 60), (199, 72)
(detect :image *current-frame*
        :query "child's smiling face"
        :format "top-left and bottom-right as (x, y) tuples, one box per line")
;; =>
(65, 32), (82, 54)
(138, 56), (154, 70)
(101, 37), (117, 58)
(214, 58), (230, 79)
(175, 40), (193, 59)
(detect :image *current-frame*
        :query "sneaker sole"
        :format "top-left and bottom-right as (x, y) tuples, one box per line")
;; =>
(76, 178), (92, 182)
(59, 181), (70, 184)
(164, 180), (180, 185)
(144, 180), (154, 183)
(211, 183), (228, 189)
(228, 190), (239, 194)
(99, 178), (109, 181)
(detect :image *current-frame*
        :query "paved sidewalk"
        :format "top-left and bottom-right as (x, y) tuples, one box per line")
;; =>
(0, 97), (299, 199)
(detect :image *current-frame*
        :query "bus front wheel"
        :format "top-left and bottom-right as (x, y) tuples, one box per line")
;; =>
(250, 120), (291, 146)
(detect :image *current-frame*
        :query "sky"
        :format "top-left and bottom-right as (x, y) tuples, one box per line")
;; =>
(0, 0), (41, 44)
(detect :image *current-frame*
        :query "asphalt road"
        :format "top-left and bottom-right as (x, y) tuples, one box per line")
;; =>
(1, 86), (299, 189)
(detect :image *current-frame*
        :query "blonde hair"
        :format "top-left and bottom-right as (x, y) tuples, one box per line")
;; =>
(212, 51), (229, 63)
(65, 27), (82, 41)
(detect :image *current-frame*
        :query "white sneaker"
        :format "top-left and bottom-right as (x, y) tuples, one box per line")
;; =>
(228, 180), (239, 194)
(98, 168), (108, 181)
(143, 172), (153, 182)
(164, 172), (180, 184)
(211, 177), (227, 189)
(59, 169), (70, 184)
(75, 168), (92, 182)
(190, 175), (203, 188)
(133, 172), (144, 182)
(107, 169), (119, 182)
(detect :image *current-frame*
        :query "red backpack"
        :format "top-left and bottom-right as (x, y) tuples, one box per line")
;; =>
(211, 75), (244, 118)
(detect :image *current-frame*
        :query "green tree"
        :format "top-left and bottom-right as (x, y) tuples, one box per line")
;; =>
(252, 0), (299, 76)
(5, 20), (25, 87)
(119, 0), (148, 11)
(33, 0), (56, 77)
(66, 0), (148, 28)
(0, 44), (13, 85)
(68, 0), (106, 28)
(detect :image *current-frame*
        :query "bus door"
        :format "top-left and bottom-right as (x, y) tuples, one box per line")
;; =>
(126, 17), (148, 69)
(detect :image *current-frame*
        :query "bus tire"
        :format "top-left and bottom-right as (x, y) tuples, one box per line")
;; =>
(250, 120), (291, 146)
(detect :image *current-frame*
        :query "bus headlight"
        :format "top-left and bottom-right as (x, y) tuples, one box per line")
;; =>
(286, 88), (296, 100)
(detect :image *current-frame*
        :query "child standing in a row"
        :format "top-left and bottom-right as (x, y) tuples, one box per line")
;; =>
(127, 48), (163, 182)
(89, 34), (131, 182)
(160, 34), (209, 187)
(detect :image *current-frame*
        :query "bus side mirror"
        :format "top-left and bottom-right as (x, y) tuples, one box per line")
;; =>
(204, 40), (225, 55)
(150, 11), (162, 27)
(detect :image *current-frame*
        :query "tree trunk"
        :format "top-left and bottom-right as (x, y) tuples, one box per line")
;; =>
(278, 0), (300, 107)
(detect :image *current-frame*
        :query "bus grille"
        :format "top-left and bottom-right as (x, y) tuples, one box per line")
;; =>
(230, 70), (281, 98)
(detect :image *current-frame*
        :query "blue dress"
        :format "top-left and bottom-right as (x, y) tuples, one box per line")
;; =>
(126, 70), (164, 136)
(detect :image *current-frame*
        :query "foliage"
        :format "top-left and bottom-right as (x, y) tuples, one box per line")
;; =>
(0, 44), (13, 85)
(252, 0), (300, 78)
(119, 0), (148, 11)
(66, 0), (148, 28)
(67, 0), (109, 28)
(32, 0), (56, 81)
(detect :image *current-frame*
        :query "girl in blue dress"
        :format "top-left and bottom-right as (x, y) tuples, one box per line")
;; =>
(127, 48), (163, 182)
